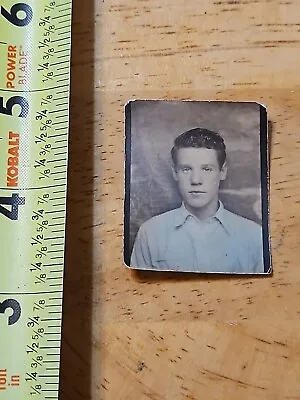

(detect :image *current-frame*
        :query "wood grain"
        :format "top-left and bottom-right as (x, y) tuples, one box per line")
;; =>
(60, 0), (300, 399)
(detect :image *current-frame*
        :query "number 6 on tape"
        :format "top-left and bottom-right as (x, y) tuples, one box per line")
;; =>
(1, 3), (33, 27)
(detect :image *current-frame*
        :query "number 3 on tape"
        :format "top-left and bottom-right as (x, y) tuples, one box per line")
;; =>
(0, 299), (21, 325)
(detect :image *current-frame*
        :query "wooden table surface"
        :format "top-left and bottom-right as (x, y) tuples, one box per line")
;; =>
(60, 1), (300, 399)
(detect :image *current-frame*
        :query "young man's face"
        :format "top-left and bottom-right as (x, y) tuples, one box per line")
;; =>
(172, 147), (227, 214)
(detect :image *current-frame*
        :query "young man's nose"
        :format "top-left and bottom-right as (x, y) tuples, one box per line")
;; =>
(190, 170), (203, 185)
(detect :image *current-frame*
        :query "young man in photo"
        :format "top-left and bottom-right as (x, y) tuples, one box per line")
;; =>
(130, 127), (264, 273)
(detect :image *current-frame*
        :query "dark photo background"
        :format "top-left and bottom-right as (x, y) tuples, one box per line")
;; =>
(125, 100), (263, 261)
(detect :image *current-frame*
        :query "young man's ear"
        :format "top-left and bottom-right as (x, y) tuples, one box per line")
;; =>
(172, 163), (178, 182)
(220, 161), (227, 181)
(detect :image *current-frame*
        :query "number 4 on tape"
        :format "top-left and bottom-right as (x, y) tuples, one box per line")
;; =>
(0, 194), (25, 221)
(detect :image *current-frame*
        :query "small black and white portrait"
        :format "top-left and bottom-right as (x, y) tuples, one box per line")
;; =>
(124, 100), (271, 274)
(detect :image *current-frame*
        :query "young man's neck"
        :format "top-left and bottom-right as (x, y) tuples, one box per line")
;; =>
(184, 198), (219, 221)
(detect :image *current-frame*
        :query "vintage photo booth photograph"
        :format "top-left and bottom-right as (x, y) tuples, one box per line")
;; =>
(124, 100), (270, 274)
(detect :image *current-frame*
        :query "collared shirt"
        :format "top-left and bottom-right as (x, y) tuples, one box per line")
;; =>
(130, 202), (265, 273)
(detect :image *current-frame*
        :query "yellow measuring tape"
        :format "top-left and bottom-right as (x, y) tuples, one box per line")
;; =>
(0, 1), (72, 398)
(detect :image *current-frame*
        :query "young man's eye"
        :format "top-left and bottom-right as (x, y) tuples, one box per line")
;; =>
(182, 167), (191, 172)
(203, 167), (213, 172)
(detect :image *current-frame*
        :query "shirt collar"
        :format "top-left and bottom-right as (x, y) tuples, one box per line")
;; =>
(174, 201), (231, 235)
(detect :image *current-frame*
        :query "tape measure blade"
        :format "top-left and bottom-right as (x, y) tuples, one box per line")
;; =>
(0, 0), (72, 399)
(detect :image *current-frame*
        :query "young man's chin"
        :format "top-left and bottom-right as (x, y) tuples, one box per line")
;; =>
(184, 197), (211, 210)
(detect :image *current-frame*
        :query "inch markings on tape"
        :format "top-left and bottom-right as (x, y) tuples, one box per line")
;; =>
(0, 1), (72, 399)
